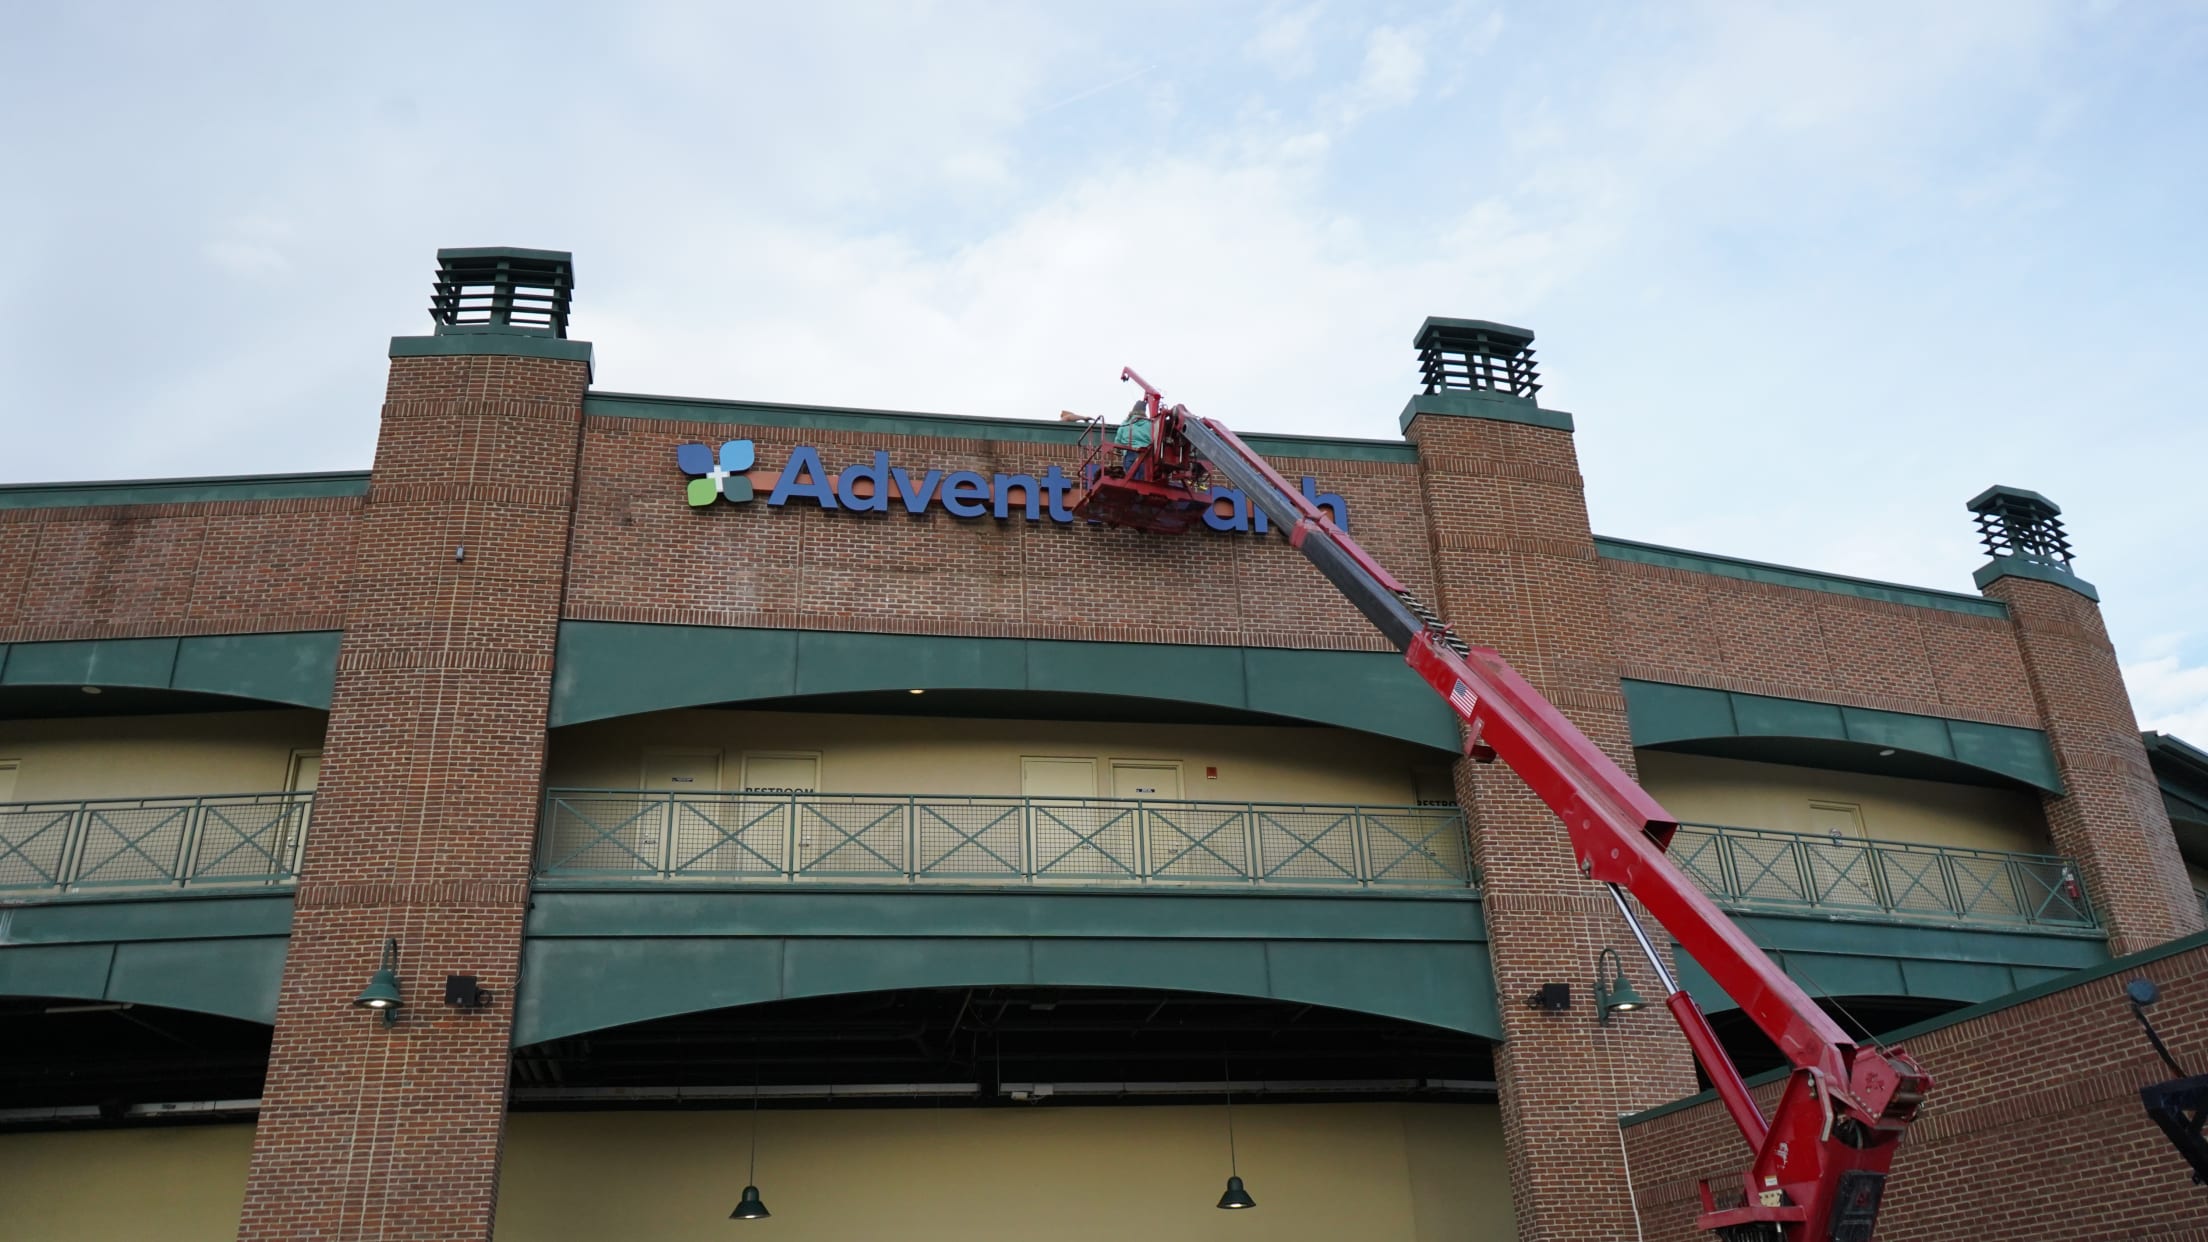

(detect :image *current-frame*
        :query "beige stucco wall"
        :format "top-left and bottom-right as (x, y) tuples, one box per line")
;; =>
(1636, 751), (2048, 854)
(547, 710), (1441, 807)
(0, 710), (324, 803)
(497, 1103), (1511, 1242)
(0, 1123), (255, 1240)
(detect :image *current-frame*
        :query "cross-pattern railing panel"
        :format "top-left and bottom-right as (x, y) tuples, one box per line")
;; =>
(0, 793), (312, 895)
(538, 791), (1474, 891)
(1668, 822), (2097, 930)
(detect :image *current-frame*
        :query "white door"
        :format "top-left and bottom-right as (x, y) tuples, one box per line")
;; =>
(1808, 800), (1867, 843)
(1021, 757), (1098, 799)
(1110, 761), (1182, 801)
(286, 751), (321, 793)
(741, 753), (819, 794)
(634, 751), (722, 872)
(0, 761), (17, 803)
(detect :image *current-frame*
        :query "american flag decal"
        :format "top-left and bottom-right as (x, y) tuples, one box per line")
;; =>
(1449, 681), (1478, 717)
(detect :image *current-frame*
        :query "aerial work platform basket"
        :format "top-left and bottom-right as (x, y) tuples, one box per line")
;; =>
(1066, 371), (1216, 535)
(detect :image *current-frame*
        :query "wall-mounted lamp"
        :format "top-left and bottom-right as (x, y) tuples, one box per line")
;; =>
(353, 938), (403, 1026)
(1596, 948), (1646, 1024)
(1525, 982), (1571, 1012)
(445, 975), (491, 1010)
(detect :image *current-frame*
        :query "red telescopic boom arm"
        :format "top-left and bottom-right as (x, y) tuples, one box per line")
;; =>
(1098, 370), (1930, 1242)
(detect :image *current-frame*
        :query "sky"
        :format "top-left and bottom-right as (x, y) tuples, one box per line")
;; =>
(3, 2), (2205, 737)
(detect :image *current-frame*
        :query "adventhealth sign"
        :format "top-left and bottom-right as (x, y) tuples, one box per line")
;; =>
(680, 439), (1349, 533)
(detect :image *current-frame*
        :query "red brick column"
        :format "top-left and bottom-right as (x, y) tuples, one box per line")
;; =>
(1985, 574), (2204, 952)
(1406, 404), (1700, 1241)
(236, 349), (589, 1240)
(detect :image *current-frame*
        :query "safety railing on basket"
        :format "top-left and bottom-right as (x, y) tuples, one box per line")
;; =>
(535, 790), (1476, 890)
(0, 792), (314, 895)
(1666, 821), (2098, 930)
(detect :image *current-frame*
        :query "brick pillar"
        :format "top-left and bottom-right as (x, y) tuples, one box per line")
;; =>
(1970, 490), (2204, 952)
(238, 251), (591, 1240)
(1402, 320), (1698, 1241)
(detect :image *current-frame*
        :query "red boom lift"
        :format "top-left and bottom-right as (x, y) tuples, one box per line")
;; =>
(1071, 370), (1932, 1242)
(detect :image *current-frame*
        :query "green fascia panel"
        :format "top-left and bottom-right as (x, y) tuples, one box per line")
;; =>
(1397, 390), (1573, 433)
(1242, 647), (1459, 748)
(0, 942), (115, 1002)
(1840, 708), (1955, 760)
(1593, 537), (2006, 618)
(582, 393), (1414, 463)
(523, 888), (1484, 943)
(1948, 720), (2062, 790)
(3, 637), (178, 689)
(514, 933), (1500, 1046)
(551, 622), (798, 725)
(1972, 556), (2099, 602)
(1265, 939), (1498, 1035)
(1731, 694), (1847, 743)
(171, 632), (341, 709)
(389, 333), (595, 376)
(0, 471), (370, 510)
(550, 621), (1461, 751)
(1031, 937), (1271, 996)
(1668, 913), (2108, 1015)
(104, 937), (287, 1023)
(1, 893), (295, 945)
(794, 632), (1025, 696)
(1026, 641), (1248, 704)
(0, 633), (340, 710)
(1621, 679), (2062, 793)
(1619, 681), (1737, 746)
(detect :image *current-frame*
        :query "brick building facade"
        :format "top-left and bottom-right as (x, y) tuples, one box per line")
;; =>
(0, 248), (2201, 1241)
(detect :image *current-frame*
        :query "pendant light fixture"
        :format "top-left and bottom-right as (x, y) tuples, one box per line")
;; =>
(730, 1074), (772, 1220)
(1216, 1056), (1256, 1210)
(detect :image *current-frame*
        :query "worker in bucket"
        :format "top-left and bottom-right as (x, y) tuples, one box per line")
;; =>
(1059, 401), (1153, 478)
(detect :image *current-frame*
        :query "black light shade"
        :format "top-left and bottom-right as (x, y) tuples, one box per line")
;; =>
(730, 1185), (771, 1220)
(1217, 1175), (1256, 1210)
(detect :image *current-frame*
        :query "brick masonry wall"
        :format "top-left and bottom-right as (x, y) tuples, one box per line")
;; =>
(1623, 937), (2208, 1242)
(1408, 412), (1702, 1242)
(1607, 559), (2040, 727)
(234, 352), (590, 1241)
(0, 498), (358, 642)
(1988, 576), (2207, 952)
(563, 416), (1440, 650)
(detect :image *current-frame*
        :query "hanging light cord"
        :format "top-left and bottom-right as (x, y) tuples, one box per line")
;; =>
(1223, 1055), (1239, 1175)
(748, 1076), (761, 1184)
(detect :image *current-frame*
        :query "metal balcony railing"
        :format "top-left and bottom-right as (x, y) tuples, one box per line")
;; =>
(0, 792), (313, 896)
(537, 790), (1475, 891)
(1668, 822), (2098, 930)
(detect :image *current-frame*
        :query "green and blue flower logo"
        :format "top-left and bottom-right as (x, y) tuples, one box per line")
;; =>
(678, 439), (756, 506)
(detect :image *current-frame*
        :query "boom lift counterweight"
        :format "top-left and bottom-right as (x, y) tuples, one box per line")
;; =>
(1070, 369), (1932, 1242)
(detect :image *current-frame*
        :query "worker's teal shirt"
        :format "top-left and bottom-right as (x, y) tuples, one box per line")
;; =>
(1114, 419), (1153, 450)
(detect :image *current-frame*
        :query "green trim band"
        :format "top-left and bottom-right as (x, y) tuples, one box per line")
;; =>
(1398, 390), (1573, 433)
(1621, 925), (2208, 1128)
(0, 632), (342, 709)
(1597, 537), (2007, 618)
(550, 622), (1461, 751)
(582, 393), (1417, 462)
(390, 332), (595, 375)
(0, 471), (369, 509)
(1622, 679), (2062, 792)
(1973, 556), (2100, 602)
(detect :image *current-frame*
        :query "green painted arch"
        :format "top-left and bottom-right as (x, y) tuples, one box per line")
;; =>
(515, 933), (1497, 1046)
(516, 888), (1498, 1045)
(0, 633), (341, 710)
(1622, 679), (2062, 793)
(549, 621), (1460, 752)
(1673, 914), (2107, 1017)
(0, 938), (286, 1023)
